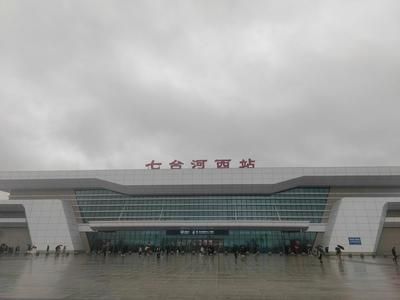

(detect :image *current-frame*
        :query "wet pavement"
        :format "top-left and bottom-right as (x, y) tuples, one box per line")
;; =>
(1, 254), (400, 299)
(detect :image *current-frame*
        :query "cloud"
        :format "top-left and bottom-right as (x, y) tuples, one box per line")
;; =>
(0, 0), (399, 170)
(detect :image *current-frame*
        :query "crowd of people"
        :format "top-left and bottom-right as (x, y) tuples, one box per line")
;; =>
(90, 240), (321, 257)
(90, 241), (331, 259)
(88, 242), (400, 267)
(0, 243), (22, 255)
(1, 241), (399, 264)
(92, 242), (222, 257)
(0, 243), (68, 256)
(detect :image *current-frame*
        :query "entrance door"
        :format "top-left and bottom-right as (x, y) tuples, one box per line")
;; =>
(199, 239), (224, 252)
(213, 239), (224, 252)
(160, 237), (225, 253)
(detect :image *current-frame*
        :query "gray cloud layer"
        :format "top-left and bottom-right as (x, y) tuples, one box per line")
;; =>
(1, 1), (400, 170)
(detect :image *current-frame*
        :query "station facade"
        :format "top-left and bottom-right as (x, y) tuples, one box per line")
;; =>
(1, 166), (400, 254)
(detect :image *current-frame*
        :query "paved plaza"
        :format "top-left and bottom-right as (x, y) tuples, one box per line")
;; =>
(0, 254), (400, 299)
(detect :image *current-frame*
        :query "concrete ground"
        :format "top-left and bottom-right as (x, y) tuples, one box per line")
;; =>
(0, 253), (400, 300)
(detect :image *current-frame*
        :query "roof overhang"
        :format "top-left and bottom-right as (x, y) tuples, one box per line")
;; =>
(3, 175), (400, 196)
(80, 220), (318, 232)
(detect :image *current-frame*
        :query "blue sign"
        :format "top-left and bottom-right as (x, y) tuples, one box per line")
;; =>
(348, 237), (362, 245)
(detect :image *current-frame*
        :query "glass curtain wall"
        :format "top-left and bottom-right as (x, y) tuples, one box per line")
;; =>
(75, 187), (329, 223)
(76, 187), (329, 253)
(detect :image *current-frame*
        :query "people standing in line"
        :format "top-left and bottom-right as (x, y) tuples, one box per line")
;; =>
(392, 246), (398, 264)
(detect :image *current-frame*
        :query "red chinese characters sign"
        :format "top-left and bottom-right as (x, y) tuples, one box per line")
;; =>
(145, 158), (255, 169)
(191, 160), (207, 169)
(239, 158), (255, 168)
(169, 160), (184, 169)
(145, 160), (162, 170)
(214, 159), (231, 169)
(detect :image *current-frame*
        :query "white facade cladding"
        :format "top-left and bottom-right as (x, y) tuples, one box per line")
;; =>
(0, 167), (400, 254)
(2, 166), (400, 186)
(0, 199), (83, 251)
(322, 196), (400, 253)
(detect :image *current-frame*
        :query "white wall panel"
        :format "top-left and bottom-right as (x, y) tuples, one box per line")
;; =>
(322, 197), (400, 253)
(0, 199), (83, 251)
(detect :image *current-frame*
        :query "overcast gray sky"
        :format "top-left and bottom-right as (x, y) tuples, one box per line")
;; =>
(0, 0), (399, 170)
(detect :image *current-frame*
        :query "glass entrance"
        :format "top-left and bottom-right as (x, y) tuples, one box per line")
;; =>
(160, 238), (224, 253)
(87, 230), (317, 254)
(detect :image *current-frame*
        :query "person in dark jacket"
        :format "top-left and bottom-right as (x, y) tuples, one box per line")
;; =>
(316, 246), (324, 264)
(392, 246), (398, 264)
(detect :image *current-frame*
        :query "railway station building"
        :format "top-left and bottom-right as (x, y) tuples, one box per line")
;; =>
(1, 166), (400, 254)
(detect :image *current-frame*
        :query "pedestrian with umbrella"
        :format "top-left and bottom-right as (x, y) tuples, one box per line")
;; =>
(335, 245), (344, 259)
(55, 244), (63, 255)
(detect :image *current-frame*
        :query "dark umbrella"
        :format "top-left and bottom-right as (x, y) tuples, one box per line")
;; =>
(337, 245), (344, 250)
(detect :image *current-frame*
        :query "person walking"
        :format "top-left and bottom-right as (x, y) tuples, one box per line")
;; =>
(317, 247), (323, 264)
(102, 244), (107, 257)
(335, 246), (342, 260)
(392, 246), (398, 264)
(315, 245), (324, 263)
